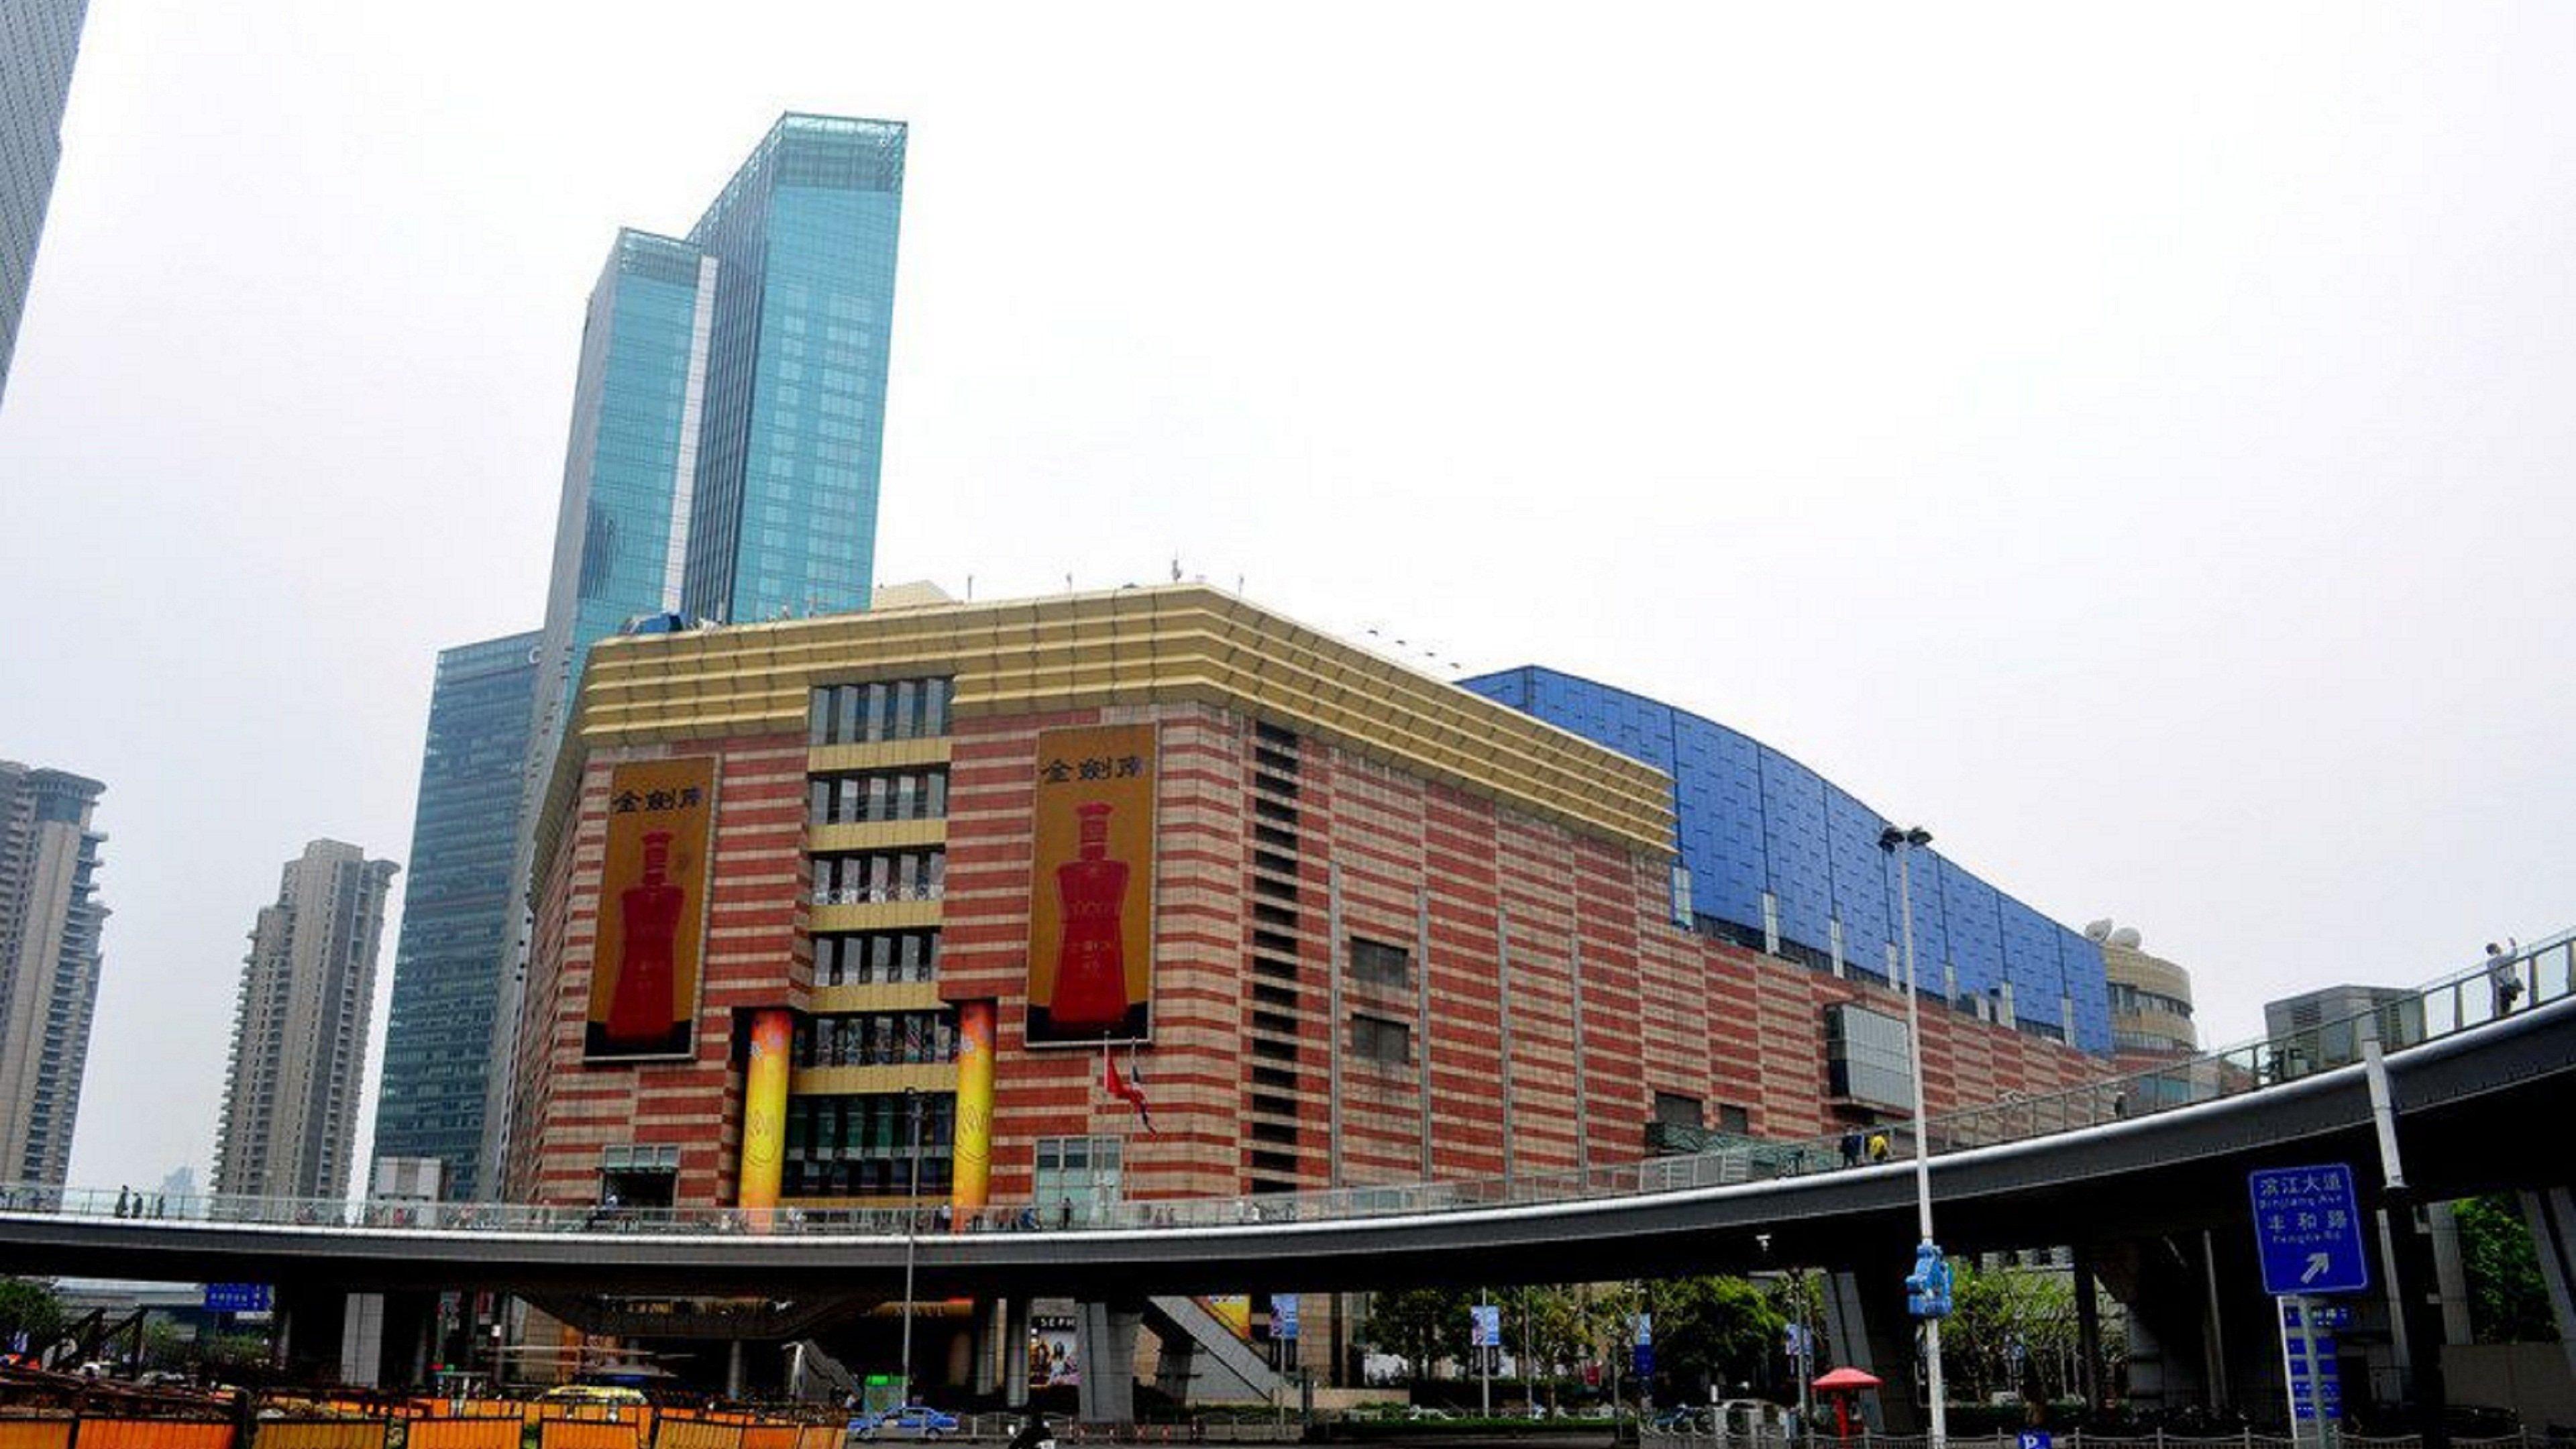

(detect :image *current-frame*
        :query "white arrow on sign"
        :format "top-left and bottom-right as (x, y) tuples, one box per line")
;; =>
(2300, 1252), (2332, 1284)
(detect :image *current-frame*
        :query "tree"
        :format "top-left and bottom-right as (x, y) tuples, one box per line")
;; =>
(0, 1277), (63, 1349)
(1362, 1287), (1472, 1382)
(2455, 1195), (2558, 1343)
(1652, 1277), (1786, 1401)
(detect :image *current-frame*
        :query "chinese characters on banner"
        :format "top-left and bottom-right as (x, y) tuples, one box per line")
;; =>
(585, 757), (717, 1061)
(1026, 725), (1157, 1046)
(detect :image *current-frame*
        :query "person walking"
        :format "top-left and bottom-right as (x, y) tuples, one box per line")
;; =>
(1866, 1130), (1890, 1163)
(1839, 1130), (1863, 1168)
(2488, 940), (2524, 1017)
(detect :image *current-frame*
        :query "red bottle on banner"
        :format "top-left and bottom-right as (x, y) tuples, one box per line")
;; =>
(607, 830), (682, 1045)
(1050, 802), (1130, 1028)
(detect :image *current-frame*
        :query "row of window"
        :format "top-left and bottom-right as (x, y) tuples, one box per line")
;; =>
(812, 849), (945, 905)
(794, 1010), (959, 1068)
(810, 678), (953, 746)
(810, 768), (949, 826)
(814, 929), (941, 986)
(784, 1093), (957, 1167)
(2108, 983), (2194, 1019)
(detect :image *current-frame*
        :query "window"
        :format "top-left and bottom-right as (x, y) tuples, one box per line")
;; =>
(812, 849), (946, 904)
(1349, 1014), (1411, 1067)
(1717, 1104), (1752, 1134)
(783, 1092), (954, 1199)
(794, 1010), (959, 1067)
(814, 930), (941, 985)
(809, 767), (949, 824)
(810, 678), (955, 745)
(1349, 937), (1411, 990)
(1652, 1091), (1703, 1129)
(1824, 1004), (1912, 1110)
(1033, 1135), (1123, 1225)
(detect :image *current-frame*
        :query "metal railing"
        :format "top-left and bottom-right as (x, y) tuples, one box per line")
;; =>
(7, 930), (2567, 1240)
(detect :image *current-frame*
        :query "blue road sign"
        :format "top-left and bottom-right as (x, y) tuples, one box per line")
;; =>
(203, 1283), (271, 1313)
(1271, 1294), (1299, 1341)
(2249, 1165), (2370, 1295)
(2018, 1432), (2053, 1449)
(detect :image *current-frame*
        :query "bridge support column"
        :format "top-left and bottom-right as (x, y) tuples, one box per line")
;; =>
(1074, 1299), (1142, 1426)
(1822, 1260), (1917, 1434)
(2522, 1188), (2576, 1383)
(2074, 1246), (2103, 1411)
(1004, 1298), (1032, 1406)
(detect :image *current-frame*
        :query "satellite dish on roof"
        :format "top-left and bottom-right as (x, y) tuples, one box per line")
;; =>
(2084, 920), (2114, 941)
(2110, 927), (2143, 949)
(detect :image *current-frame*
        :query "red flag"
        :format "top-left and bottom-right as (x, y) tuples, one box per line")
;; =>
(1104, 1051), (1157, 1134)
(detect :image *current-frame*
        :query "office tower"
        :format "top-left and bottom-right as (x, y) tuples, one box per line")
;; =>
(369, 633), (537, 1202)
(527, 112), (907, 758)
(213, 840), (398, 1199)
(368, 113), (905, 1197)
(0, 761), (107, 1186)
(0, 0), (91, 408)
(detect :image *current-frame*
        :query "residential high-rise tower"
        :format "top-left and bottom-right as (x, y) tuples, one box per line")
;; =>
(370, 635), (538, 1201)
(0, 761), (107, 1186)
(0, 0), (91, 408)
(215, 840), (398, 1199)
(375, 113), (907, 1198)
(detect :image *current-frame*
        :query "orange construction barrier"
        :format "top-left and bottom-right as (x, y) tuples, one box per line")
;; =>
(650, 1419), (740, 1449)
(737, 1426), (796, 1449)
(406, 1422), (521, 1449)
(0, 1420), (72, 1449)
(538, 1421), (640, 1449)
(250, 1425), (386, 1449)
(792, 1426), (841, 1449)
(78, 1422), (236, 1449)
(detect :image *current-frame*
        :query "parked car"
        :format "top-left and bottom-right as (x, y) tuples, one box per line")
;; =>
(850, 1406), (961, 1441)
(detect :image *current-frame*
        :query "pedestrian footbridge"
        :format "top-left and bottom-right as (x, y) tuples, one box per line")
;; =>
(1, 934), (2568, 1299)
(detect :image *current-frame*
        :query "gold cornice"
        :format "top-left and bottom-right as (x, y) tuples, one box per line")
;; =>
(547, 585), (1675, 859)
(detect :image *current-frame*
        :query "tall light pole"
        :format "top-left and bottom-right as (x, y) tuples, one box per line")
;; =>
(899, 1087), (925, 1409)
(1880, 824), (1946, 1446)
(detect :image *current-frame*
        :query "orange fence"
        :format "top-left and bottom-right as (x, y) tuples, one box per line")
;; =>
(250, 1423), (386, 1449)
(405, 1421), (521, 1449)
(0, 1421), (73, 1449)
(76, 1424), (236, 1449)
(791, 1426), (839, 1449)
(737, 1426), (799, 1449)
(651, 1420), (740, 1449)
(537, 1421), (641, 1449)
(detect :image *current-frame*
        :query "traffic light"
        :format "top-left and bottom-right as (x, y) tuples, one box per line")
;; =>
(1904, 1242), (1953, 1319)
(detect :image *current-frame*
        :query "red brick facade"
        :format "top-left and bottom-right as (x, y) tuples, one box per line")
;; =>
(509, 696), (2109, 1211)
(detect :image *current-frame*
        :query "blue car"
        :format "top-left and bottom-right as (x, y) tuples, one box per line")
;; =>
(849, 1406), (960, 1441)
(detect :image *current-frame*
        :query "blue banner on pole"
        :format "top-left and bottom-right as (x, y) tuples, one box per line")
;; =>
(1471, 1304), (1501, 1348)
(1271, 1294), (1299, 1341)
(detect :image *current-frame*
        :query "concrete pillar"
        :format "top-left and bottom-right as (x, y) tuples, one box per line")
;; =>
(973, 1300), (1004, 1396)
(1822, 1262), (1917, 1433)
(2522, 1188), (2576, 1382)
(1152, 1324), (1198, 1403)
(1004, 1298), (1032, 1407)
(1075, 1300), (1142, 1426)
(2428, 1202), (2475, 1346)
(727, 1340), (747, 1400)
(339, 1293), (388, 1388)
(2074, 1246), (2103, 1411)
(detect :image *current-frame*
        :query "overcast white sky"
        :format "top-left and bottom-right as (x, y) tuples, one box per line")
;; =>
(1, 3), (2569, 1195)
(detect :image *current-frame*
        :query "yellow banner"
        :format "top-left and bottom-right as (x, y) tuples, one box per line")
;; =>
(585, 757), (717, 1060)
(737, 1008), (792, 1216)
(950, 1000), (996, 1218)
(1026, 725), (1157, 1046)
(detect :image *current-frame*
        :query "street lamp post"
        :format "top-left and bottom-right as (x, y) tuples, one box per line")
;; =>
(1880, 824), (1946, 1446)
(900, 1087), (925, 1409)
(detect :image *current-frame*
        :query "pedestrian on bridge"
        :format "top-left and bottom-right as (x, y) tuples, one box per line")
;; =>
(1866, 1131), (1890, 1163)
(2489, 940), (2523, 1017)
(1839, 1130), (1862, 1168)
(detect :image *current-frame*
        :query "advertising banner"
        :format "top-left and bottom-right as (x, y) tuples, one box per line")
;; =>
(1024, 725), (1157, 1046)
(586, 757), (717, 1060)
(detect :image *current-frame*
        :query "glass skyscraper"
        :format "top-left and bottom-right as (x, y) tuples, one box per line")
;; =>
(370, 633), (538, 1202)
(0, 0), (90, 408)
(377, 114), (907, 1198)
